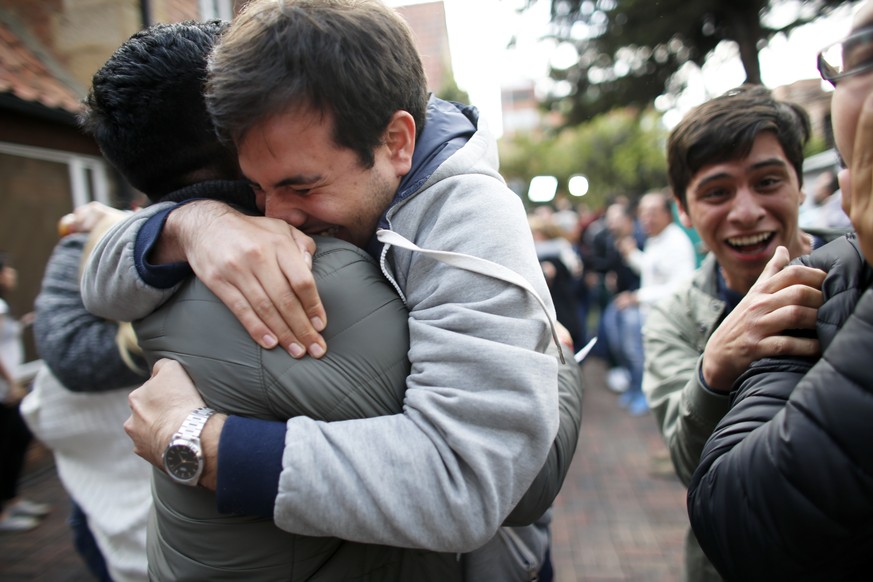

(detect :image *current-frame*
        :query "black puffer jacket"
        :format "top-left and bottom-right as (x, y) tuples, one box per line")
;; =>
(688, 234), (873, 581)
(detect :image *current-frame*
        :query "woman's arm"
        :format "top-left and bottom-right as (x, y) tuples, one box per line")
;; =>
(34, 234), (145, 391)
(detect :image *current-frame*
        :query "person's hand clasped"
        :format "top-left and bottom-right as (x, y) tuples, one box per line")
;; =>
(701, 246), (826, 392)
(617, 236), (638, 258)
(125, 359), (209, 470)
(167, 201), (328, 359)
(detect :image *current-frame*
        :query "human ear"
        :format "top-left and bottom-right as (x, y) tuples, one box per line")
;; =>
(676, 196), (694, 228)
(383, 111), (415, 177)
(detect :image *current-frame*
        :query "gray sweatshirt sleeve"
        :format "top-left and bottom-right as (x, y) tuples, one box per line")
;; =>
(505, 342), (584, 526)
(270, 176), (560, 552)
(81, 202), (184, 322)
(642, 294), (730, 485)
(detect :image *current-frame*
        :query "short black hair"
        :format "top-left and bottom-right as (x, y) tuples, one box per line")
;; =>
(80, 20), (239, 201)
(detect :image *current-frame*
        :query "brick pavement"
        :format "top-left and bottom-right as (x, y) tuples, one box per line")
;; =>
(0, 357), (688, 581)
(0, 448), (92, 581)
(551, 357), (687, 581)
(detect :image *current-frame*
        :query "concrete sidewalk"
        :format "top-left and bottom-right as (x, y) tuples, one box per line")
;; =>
(0, 357), (688, 581)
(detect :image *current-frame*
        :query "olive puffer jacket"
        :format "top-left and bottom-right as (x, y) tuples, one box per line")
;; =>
(688, 234), (873, 581)
(136, 235), (583, 581)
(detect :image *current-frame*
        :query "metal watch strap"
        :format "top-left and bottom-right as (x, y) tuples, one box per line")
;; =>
(176, 406), (216, 440)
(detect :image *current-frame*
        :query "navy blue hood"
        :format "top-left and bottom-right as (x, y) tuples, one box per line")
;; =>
(366, 96), (478, 257)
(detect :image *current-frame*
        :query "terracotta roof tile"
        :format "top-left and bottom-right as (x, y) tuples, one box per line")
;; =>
(0, 18), (82, 114)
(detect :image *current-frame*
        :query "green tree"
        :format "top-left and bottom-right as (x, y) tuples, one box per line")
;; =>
(499, 107), (668, 210)
(532, 0), (849, 125)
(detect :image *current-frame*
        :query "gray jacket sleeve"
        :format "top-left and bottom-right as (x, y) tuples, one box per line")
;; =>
(272, 173), (559, 552)
(34, 234), (146, 392)
(505, 343), (583, 526)
(642, 291), (730, 485)
(81, 201), (182, 322)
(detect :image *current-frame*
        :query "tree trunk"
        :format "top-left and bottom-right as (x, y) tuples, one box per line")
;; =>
(726, 4), (764, 84)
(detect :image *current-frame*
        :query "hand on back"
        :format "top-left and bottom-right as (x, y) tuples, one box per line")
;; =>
(58, 200), (127, 237)
(124, 358), (224, 489)
(166, 200), (328, 359)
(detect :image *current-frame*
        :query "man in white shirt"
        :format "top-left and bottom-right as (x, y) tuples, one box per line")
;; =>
(613, 191), (697, 415)
(619, 190), (697, 315)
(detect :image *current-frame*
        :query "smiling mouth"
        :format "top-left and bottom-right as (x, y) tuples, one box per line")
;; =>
(725, 232), (775, 254)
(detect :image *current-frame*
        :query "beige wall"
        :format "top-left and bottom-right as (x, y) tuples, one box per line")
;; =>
(54, 0), (143, 88)
(0, 0), (208, 90)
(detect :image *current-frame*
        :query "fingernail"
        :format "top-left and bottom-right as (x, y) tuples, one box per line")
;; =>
(309, 343), (325, 358)
(289, 343), (305, 358)
(262, 334), (278, 349)
(310, 316), (325, 331)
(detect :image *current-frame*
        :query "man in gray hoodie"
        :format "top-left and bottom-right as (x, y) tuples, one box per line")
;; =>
(82, 1), (583, 579)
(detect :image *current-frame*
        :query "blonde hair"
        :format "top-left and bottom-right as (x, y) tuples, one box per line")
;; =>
(529, 215), (567, 241)
(79, 213), (146, 375)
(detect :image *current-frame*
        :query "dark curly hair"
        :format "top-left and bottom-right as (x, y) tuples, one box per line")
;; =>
(79, 20), (239, 200)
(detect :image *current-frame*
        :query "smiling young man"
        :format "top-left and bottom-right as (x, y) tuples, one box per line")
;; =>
(641, 84), (827, 582)
(686, 4), (873, 577)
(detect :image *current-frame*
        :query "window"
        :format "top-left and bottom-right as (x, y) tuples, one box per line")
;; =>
(0, 141), (109, 207)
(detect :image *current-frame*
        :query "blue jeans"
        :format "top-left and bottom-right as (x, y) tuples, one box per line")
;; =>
(600, 301), (644, 397)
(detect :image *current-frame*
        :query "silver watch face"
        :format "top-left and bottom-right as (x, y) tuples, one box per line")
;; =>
(164, 443), (201, 481)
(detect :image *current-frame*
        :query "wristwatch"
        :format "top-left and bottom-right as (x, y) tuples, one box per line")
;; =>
(162, 406), (216, 486)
